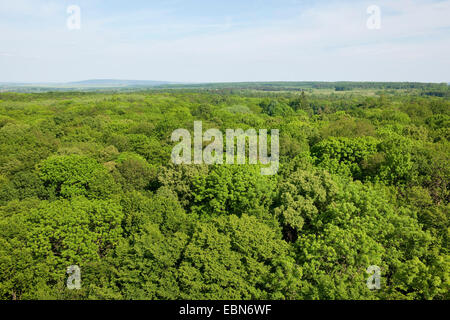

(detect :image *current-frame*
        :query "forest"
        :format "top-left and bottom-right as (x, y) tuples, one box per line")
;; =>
(0, 84), (448, 300)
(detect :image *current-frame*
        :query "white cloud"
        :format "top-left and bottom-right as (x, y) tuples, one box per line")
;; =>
(0, 0), (449, 82)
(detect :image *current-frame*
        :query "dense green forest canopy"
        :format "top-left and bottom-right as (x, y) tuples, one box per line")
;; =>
(0, 84), (448, 299)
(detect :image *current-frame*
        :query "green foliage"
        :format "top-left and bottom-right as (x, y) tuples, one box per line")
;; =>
(275, 168), (340, 240)
(38, 155), (118, 199)
(0, 197), (123, 299)
(191, 165), (276, 219)
(312, 136), (378, 180)
(0, 87), (448, 300)
(259, 99), (294, 117)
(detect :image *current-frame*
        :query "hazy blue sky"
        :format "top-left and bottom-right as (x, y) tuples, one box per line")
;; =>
(0, 0), (449, 83)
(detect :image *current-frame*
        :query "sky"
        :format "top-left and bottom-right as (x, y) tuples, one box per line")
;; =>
(0, 0), (449, 83)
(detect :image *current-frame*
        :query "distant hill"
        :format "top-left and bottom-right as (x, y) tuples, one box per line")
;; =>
(0, 79), (182, 92)
(66, 79), (175, 87)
